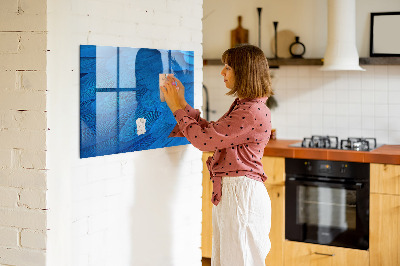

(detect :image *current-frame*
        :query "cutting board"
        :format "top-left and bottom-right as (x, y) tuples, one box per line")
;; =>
(231, 16), (249, 48)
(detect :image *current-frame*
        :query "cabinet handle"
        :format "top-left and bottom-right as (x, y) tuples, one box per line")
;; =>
(314, 252), (335, 257)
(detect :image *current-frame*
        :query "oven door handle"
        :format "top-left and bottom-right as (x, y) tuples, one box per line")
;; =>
(287, 177), (364, 189)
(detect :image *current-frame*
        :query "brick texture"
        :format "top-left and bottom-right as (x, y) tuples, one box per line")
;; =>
(0, 187), (19, 208)
(3, 0), (203, 265)
(0, 208), (47, 230)
(0, 247), (46, 266)
(21, 229), (46, 249)
(0, 227), (19, 247)
(0, 0), (47, 264)
(19, 189), (47, 209)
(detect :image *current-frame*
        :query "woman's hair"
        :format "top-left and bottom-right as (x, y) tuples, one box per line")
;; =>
(221, 44), (273, 99)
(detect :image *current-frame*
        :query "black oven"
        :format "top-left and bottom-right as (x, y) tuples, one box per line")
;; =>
(285, 158), (369, 250)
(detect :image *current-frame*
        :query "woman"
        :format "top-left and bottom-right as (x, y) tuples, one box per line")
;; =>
(162, 44), (273, 266)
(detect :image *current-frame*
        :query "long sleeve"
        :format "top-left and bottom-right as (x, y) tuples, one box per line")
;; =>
(169, 104), (210, 137)
(172, 105), (257, 152)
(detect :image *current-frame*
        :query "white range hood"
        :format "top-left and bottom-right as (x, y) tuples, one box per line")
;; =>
(320, 0), (365, 71)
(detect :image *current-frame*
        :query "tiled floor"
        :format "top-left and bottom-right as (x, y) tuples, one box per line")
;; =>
(202, 257), (211, 266)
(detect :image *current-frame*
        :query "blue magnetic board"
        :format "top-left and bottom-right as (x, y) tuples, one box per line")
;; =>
(80, 45), (194, 158)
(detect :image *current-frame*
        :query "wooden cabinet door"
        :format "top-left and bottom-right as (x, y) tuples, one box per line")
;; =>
(264, 184), (284, 266)
(370, 163), (400, 195)
(370, 193), (400, 266)
(284, 241), (369, 266)
(201, 152), (213, 258)
(262, 156), (285, 186)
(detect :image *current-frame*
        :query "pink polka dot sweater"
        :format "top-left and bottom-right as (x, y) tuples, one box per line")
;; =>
(169, 97), (272, 206)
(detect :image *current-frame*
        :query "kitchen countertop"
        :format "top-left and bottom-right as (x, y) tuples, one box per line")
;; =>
(263, 139), (400, 165)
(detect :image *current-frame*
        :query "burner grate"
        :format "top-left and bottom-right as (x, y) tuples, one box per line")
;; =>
(340, 137), (377, 151)
(296, 136), (378, 151)
(301, 135), (339, 149)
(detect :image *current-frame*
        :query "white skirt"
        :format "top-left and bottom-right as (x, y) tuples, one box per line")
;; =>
(212, 176), (271, 266)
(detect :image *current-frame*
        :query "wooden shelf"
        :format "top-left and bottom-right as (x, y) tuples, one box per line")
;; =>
(268, 58), (322, 67)
(202, 59), (223, 66)
(203, 57), (400, 67)
(203, 58), (323, 67)
(359, 57), (400, 65)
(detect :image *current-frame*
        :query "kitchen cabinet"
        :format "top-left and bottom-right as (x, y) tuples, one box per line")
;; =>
(261, 156), (285, 266)
(284, 241), (369, 266)
(261, 156), (285, 186)
(370, 163), (400, 195)
(261, 141), (400, 266)
(201, 152), (213, 258)
(264, 184), (284, 266)
(370, 193), (400, 266)
(201, 154), (286, 266)
(370, 163), (400, 266)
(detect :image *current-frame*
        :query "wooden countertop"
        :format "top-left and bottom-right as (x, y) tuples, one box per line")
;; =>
(263, 139), (400, 165)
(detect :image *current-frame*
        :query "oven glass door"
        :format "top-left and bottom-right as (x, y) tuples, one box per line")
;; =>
(286, 179), (369, 250)
(299, 185), (356, 229)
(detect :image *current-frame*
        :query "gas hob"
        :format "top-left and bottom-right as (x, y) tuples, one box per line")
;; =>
(289, 135), (382, 151)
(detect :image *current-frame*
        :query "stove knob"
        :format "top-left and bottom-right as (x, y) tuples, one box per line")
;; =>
(340, 164), (347, 174)
(305, 162), (312, 171)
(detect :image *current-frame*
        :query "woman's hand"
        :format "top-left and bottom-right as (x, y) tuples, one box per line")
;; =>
(171, 76), (187, 108)
(161, 77), (184, 113)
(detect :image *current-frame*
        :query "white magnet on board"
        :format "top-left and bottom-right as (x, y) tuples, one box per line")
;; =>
(136, 118), (146, 135)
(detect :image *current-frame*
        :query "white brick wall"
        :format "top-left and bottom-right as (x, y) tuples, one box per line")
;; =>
(21, 229), (47, 250)
(0, 247), (46, 266)
(46, 1), (203, 266)
(2, 0), (203, 264)
(0, 0), (48, 265)
(0, 227), (19, 247)
(0, 169), (47, 189)
(0, 187), (19, 208)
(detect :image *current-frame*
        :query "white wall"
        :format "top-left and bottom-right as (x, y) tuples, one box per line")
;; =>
(46, 0), (203, 266)
(204, 65), (400, 144)
(203, 0), (400, 145)
(271, 65), (400, 144)
(204, 0), (326, 59)
(0, 0), (48, 265)
(203, 0), (400, 58)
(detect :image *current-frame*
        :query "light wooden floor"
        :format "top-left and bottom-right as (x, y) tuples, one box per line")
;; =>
(202, 257), (211, 266)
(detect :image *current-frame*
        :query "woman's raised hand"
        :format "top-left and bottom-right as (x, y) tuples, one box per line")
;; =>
(161, 76), (185, 113)
(170, 76), (187, 108)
